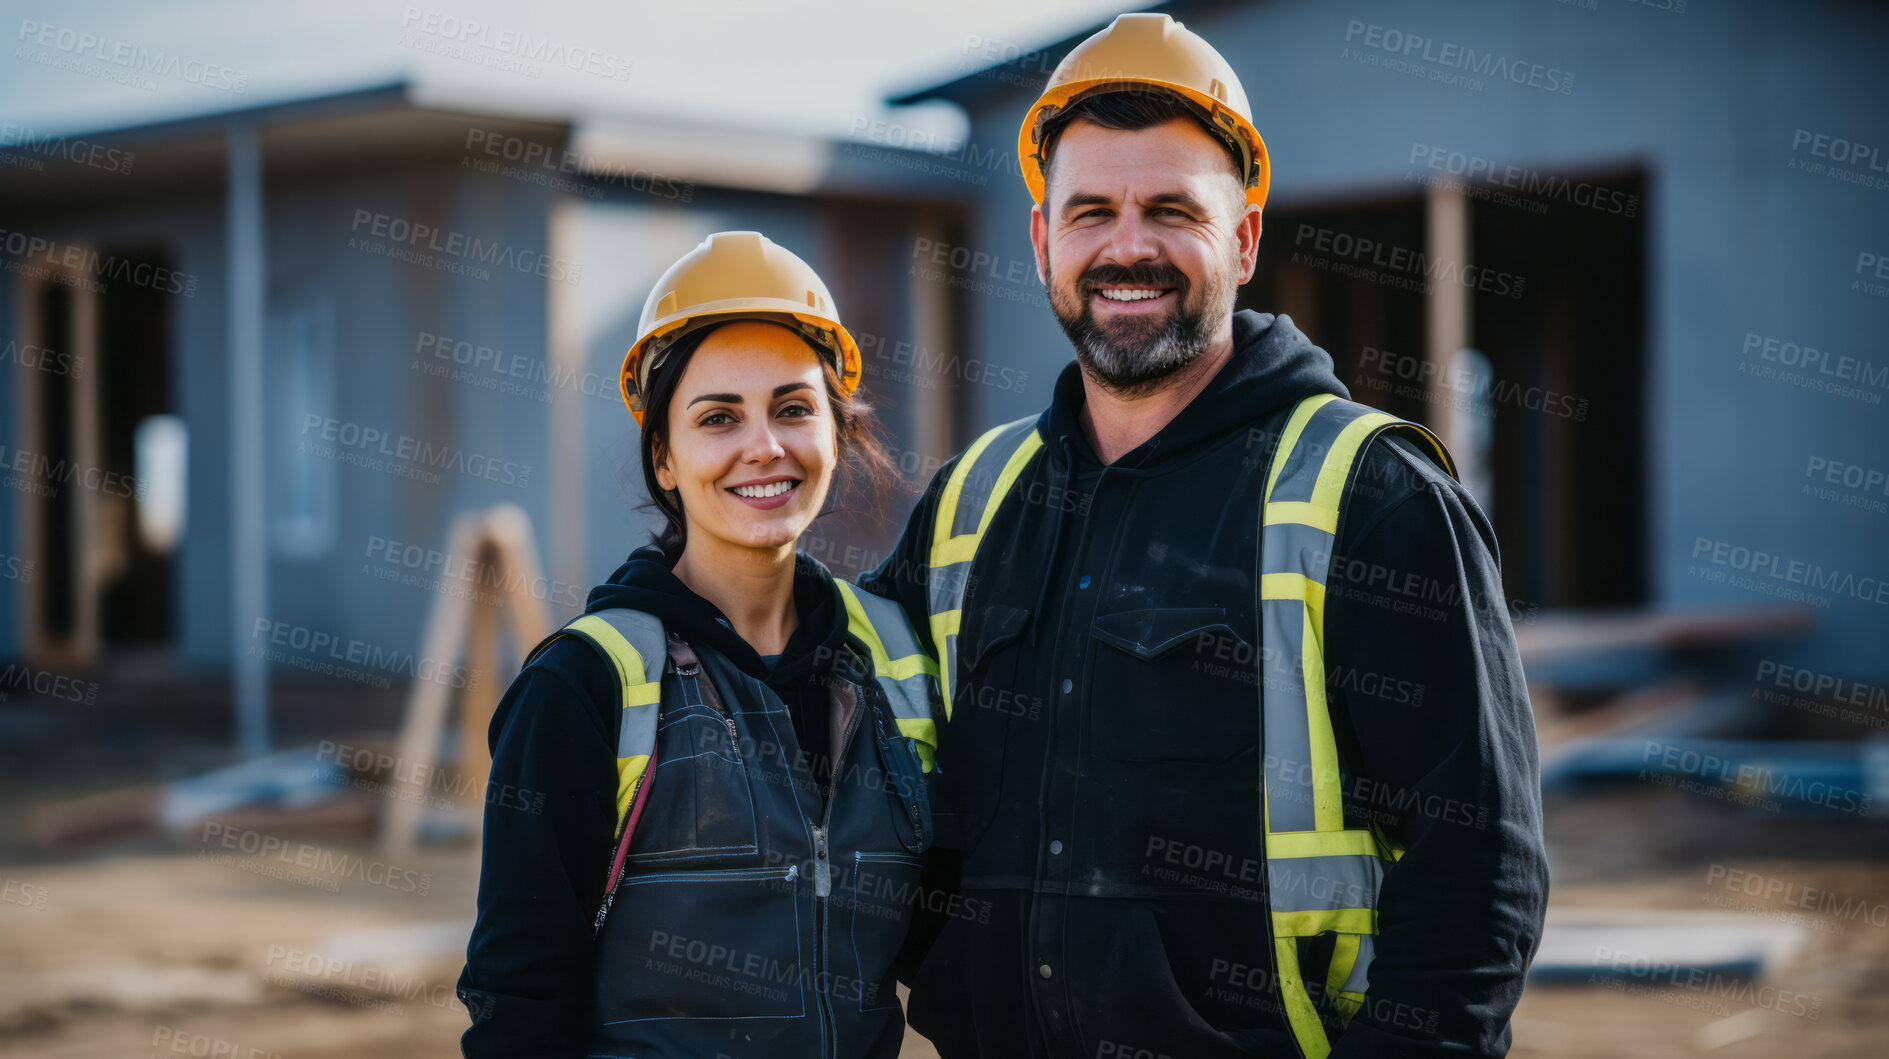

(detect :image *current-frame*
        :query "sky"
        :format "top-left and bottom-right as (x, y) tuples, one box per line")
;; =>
(4, 0), (1126, 143)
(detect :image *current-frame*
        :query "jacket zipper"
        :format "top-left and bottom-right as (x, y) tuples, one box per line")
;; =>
(811, 666), (869, 1059)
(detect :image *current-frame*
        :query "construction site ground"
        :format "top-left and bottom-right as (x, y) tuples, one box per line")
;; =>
(3, 755), (1886, 1057)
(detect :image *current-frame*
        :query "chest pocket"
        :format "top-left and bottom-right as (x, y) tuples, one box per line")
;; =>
(626, 670), (762, 863)
(1089, 605), (1258, 766)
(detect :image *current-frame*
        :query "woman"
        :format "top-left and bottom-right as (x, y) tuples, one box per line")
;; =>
(458, 232), (941, 1058)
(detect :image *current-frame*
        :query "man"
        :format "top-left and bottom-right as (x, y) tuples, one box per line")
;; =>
(862, 13), (1548, 1058)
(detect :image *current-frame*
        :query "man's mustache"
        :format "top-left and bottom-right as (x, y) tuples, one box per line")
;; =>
(1078, 263), (1189, 293)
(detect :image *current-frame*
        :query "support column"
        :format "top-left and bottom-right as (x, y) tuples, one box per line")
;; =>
(1425, 185), (1471, 458)
(227, 120), (269, 755)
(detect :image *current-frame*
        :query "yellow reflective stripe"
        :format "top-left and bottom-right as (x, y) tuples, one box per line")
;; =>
(1260, 573), (1326, 631)
(897, 716), (939, 772)
(1274, 907), (1378, 937)
(1326, 932), (1362, 1012)
(975, 431), (1044, 538)
(1274, 937), (1332, 1059)
(1267, 828), (1383, 859)
(835, 582), (940, 682)
(614, 753), (649, 834)
(933, 424), (1008, 558)
(1302, 603), (1342, 830)
(567, 614), (660, 707)
(1264, 392), (1338, 498)
(1308, 412), (1397, 516)
(933, 433), (1043, 565)
(1333, 991), (1364, 1025)
(1263, 500), (1337, 533)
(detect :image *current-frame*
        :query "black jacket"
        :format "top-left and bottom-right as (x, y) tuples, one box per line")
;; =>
(858, 310), (1549, 1057)
(457, 545), (934, 1058)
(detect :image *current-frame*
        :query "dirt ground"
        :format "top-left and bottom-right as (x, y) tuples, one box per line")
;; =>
(1, 783), (1885, 1057)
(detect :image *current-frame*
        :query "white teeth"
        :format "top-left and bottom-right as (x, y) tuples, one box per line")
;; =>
(1096, 288), (1167, 301)
(733, 480), (795, 498)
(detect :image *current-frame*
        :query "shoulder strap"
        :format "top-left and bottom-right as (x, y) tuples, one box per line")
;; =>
(835, 580), (943, 771)
(924, 414), (1045, 716)
(1256, 393), (1456, 1055)
(531, 608), (667, 895)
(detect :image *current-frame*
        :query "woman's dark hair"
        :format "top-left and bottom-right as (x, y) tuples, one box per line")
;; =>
(638, 320), (901, 560)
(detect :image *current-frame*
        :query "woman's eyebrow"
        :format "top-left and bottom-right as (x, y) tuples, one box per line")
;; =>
(687, 381), (813, 408)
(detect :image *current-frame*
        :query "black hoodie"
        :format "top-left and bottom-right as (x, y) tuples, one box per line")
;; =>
(456, 544), (848, 1058)
(860, 310), (1548, 1057)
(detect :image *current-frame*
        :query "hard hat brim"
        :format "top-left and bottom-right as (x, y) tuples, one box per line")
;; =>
(619, 305), (863, 429)
(1018, 77), (1271, 211)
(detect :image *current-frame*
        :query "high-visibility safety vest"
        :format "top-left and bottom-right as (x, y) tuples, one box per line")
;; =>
(525, 578), (941, 899)
(926, 393), (1456, 1059)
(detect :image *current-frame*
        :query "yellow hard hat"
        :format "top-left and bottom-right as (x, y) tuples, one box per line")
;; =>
(1016, 12), (1270, 211)
(620, 231), (862, 427)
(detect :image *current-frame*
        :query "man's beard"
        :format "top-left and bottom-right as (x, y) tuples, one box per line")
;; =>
(1048, 259), (1230, 397)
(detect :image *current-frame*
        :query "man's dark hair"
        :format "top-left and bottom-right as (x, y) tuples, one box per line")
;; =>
(1038, 88), (1246, 198)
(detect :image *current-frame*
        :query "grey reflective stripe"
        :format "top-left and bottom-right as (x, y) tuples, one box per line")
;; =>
(1267, 399), (1354, 503)
(1261, 595), (1316, 833)
(945, 417), (1040, 539)
(1265, 853), (1386, 914)
(1260, 521), (1336, 584)
(837, 581), (935, 729)
(1344, 934), (1375, 994)
(926, 415), (1042, 710)
(581, 608), (668, 760)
